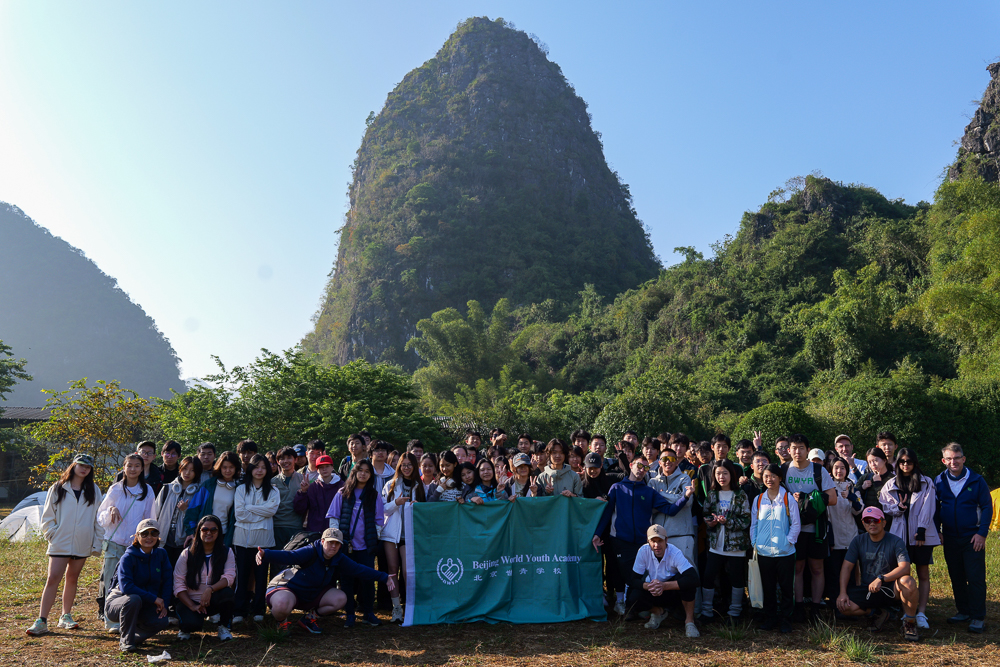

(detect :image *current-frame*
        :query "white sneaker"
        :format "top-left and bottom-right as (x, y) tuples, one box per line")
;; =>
(231, 616), (243, 625)
(168, 616), (179, 626)
(390, 606), (404, 623)
(252, 615), (264, 623)
(56, 613), (79, 629)
(916, 612), (930, 629)
(644, 613), (665, 630)
(217, 626), (233, 641)
(177, 630), (191, 641)
(208, 614), (221, 624)
(685, 622), (700, 638)
(105, 621), (120, 634)
(613, 600), (626, 616)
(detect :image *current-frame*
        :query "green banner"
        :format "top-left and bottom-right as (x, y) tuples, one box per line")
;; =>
(402, 496), (607, 625)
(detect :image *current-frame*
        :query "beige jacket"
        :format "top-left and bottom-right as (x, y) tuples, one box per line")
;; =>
(40, 481), (104, 557)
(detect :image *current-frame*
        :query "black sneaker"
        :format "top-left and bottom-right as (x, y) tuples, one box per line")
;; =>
(867, 608), (890, 632)
(780, 619), (793, 633)
(361, 613), (382, 627)
(760, 617), (777, 631)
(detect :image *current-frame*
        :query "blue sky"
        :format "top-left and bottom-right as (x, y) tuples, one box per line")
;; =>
(1, 2), (997, 380)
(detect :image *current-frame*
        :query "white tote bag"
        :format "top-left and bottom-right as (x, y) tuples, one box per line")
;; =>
(747, 550), (763, 609)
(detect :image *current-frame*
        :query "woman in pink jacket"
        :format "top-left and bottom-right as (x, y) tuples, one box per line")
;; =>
(173, 515), (237, 642)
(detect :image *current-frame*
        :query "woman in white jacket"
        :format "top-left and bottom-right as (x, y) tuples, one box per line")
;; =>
(232, 454), (279, 623)
(879, 448), (940, 630)
(25, 454), (104, 636)
(381, 453), (424, 623)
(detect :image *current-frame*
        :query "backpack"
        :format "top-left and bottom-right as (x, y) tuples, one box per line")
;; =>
(266, 531), (323, 588)
(780, 462), (827, 525)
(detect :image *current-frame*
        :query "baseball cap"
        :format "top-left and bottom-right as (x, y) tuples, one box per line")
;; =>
(72, 453), (95, 467)
(808, 448), (825, 461)
(293, 444), (307, 456)
(315, 454), (335, 467)
(861, 506), (884, 522)
(512, 453), (531, 468)
(834, 434), (852, 445)
(584, 452), (603, 469)
(136, 518), (160, 535)
(646, 524), (668, 540)
(321, 527), (344, 544)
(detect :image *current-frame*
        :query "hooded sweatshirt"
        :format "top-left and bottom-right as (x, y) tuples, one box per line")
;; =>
(596, 477), (673, 545)
(111, 544), (173, 604)
(648, 467), (696, 538)
(293, 473), (343, 532)
(534, 464), (583, 497)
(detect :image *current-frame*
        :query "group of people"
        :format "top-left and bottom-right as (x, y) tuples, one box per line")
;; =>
(22, 427), (992, 652)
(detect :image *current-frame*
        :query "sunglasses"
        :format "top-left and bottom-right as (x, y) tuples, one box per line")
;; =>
(200, 527), (219, 534)
(139, 530), (160, 537)
(897, 459), (914, 465)
(660, 456), (677, 463)
(862, 517), (882, 525)
(635, 463), (651, 471)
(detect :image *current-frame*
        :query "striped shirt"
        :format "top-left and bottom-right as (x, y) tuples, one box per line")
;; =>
(97, 482), (156, 547)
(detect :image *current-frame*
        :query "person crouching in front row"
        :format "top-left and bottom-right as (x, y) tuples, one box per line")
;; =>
(631, 524), (700, 637)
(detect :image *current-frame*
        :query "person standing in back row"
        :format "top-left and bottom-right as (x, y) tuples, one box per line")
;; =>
(935, 442), (992, 634)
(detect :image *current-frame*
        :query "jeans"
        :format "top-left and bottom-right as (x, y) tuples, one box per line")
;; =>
(176, 587), (235, 630)
(342, 549), (376, 616)
(758, 554), (795, 619)
(943, 537), (987, 620)
(105, 592), (169, 650)
(234, 545), (268, 616)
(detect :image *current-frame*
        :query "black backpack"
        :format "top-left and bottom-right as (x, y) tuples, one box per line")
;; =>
(282, 530), (321, 551)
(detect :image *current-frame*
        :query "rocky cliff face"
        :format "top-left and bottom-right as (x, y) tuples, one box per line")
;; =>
(949, 61), (1000, 183)
(303, 17), (661, 367)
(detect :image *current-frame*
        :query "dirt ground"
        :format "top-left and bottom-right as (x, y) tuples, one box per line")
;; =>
(1, 537), (998, 666)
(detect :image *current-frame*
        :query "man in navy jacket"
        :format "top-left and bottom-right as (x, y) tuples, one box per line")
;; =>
(935, 442), (992, 633)
(594, 456), (674, 616)
(257, 527), (393, 634)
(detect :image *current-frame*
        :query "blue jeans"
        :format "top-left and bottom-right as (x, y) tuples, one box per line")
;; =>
(943, 537), (987, 620)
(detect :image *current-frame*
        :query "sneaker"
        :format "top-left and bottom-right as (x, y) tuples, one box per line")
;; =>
(57, 613), (79, 630)
(252, 615), (264, 623)
(343, 614), (356, 629)
(361, 612), (382, 627)
(759, 617), (777, 631)
(644, 612), (665, 630)
(780, 619), (793, 633)
(231, 616), (244, 625)
(208, 614), (221, 624)
(390, 606), (404, 624)
(218, 626), (233, 641)
(638, 610), (651, 620)
(698, 613), (714, 625)
(177, 630), (191, 641)
(948, 613), (971, 624)
(902, 618), (919, 642)
(105, 621), (120, 634)
(969, 619), (986, 634)
(298, 616), (322, 634)
(25, 618), (48, 636)
(168, 616), (179, 626)
(915, 612), (930, 629)
(685, 622), (700, 638)
(867, 608), (890, 632)
(277, 620), (293, 636)
(613, 600), (626, 616)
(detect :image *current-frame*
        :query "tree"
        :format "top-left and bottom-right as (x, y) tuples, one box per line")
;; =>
(29, 379), (156, 488)
(0, 339), (31, 405)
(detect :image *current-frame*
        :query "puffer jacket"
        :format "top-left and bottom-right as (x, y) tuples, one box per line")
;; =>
(40, 481), (104, 557)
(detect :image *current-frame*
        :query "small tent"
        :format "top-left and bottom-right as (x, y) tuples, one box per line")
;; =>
(0, 505), (43, 541)
(12, 491), (48, 513)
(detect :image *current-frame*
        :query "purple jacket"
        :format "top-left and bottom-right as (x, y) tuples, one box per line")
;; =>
(293, 474), (344, 533)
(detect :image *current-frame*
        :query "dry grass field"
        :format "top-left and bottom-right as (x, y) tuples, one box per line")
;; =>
(0, 535), (998, 666)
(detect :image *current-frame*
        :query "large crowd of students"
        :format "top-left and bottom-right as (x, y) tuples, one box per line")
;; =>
(23, 428), (993, 653)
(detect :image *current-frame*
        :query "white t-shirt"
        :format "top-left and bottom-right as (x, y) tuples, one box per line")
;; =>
(710, 490), (745, 556)
(632, 542), (693, 582)
(784, 462), (835, 534)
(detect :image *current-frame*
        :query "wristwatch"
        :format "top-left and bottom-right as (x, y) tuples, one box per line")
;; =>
(878, 574), (886, 584)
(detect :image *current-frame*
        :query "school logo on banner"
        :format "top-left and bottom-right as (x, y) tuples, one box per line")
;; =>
(437, 557), (464, 585)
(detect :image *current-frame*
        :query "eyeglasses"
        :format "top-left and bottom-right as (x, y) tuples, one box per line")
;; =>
(200, 527), (219, 534)
(897, 459), (914, 465)
(862, 518), (881, 525)
(139, 530), (160, 538)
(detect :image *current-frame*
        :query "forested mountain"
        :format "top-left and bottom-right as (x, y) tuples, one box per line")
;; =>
(0, 204), (185, 406)
(303, 17), (661, 367)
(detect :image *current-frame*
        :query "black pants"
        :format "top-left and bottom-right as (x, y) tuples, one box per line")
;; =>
(234, 545), (268, 616)
(944, 537), (987, 620)
(702, 552), (747, 588)
(633, 572), (697, 613)
(176, 587), (235, 631)
(758, 554), (795, 619)
(601, 536), (623, 595)
(824, 548), (847, 602)
(612, 538), (643, 608)
(342, 549), (376, 617)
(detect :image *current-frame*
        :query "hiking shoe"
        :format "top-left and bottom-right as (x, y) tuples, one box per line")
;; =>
(208, 614), (221, 624)
(759, 617), (777, 631)
(948, 613), (971, 624)
(390, 606), (404, 623)
(867, 608), (890, 632)
(177, 630), (191, 641)
(644, 613), (665, 630)
(685, 622), (700, 637)
(343, 614), (356, 628)
(902, 618), (919, 642)
(56, 613), (79, 630)
(26, 618), (48, 636)
(218, 626), (233, 641)
(277, 620), (293, 636)
(780, 619), (793, 633)
(613, 600), (626, 616)
(361, 613), (382, 627)
(298, 616), (322, 634)
(969, 619), (986, 634)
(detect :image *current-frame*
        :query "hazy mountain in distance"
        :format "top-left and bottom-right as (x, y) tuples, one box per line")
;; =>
(0, 203), (185, 407)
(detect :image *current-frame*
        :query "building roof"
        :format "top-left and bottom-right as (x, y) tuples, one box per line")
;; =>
(0, 407), (53, 422)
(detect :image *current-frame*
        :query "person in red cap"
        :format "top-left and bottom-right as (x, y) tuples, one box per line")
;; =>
(293, 454), (344, 533)
(836, 506), (920, 641)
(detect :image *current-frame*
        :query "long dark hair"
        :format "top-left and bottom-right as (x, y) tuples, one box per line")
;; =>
(213, 451), (242, 481)
(865, 447), (893, 474)
(709, 460), (740, 492)
(475, 458), (498, 490)
(53, 461), (97, 506)
(242, 454), (274, 500)
(341, 459), (376, 504)
(185, 515), (228, 590)
(894, 447), (924, 493)
(388, 452), (426, 502)
(455, 462), (478, 488)
(121, 453), (150, 501)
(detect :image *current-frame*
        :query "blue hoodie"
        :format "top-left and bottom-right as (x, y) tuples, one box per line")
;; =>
(113, 544), (173, 605)
(935, 468), (992, 541)
(261, 541), (388, 599)
(595, 477), (674, 545)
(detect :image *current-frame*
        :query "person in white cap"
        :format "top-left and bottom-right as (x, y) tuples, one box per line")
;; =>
(631, 524), (700, 637)
(256, 527), (394, 635)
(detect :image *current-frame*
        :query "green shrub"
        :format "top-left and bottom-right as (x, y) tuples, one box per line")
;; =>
(592, 366), (703, 442)
(732, 401), (816, 456)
